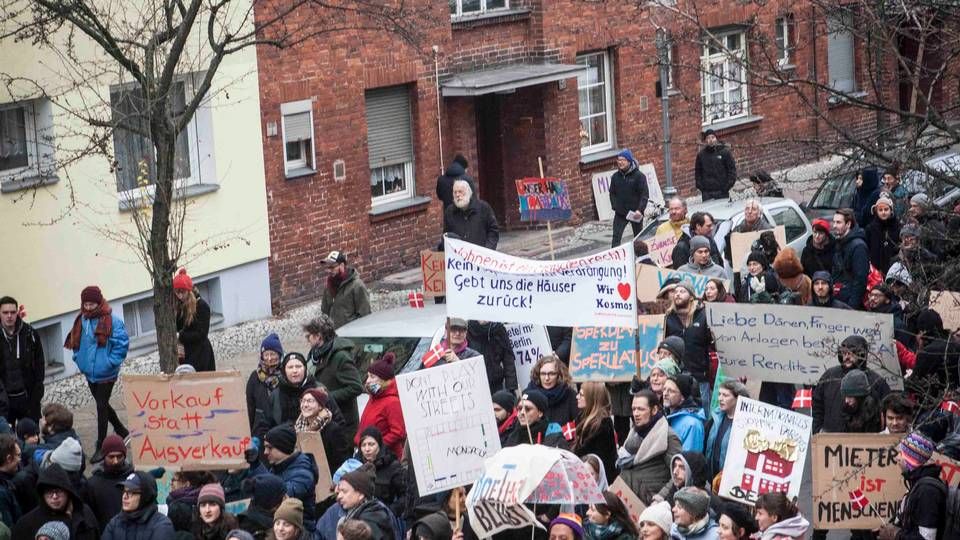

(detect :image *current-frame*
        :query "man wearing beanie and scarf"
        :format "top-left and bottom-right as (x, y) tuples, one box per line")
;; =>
(63, 285), (129, 463)
(355, 352), (406, 459)
(492, 389), (518, 445)
(670, 487), (719, 539)
(665, 281), (713, 407)
(84, 434), (133, 531)
(609, 148), (649, 247)
(813, 335), (890, 434)
(337, 463), (395, 539)
(878, 431), (946, 540)
(503, 390), (568, 449)
(263, 424), (319, 532)
(696, 129), (737, 200)
(678, 235), (728, 279)
(101, 470), (174, 539)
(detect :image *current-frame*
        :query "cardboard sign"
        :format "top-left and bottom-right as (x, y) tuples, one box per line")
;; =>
(932, 452), (960, 488)
(929, 290), (960, 332)
(122, 371), (251, 469)
(718, 397), (812, 505)
(516, 177), (572, 221)
(569, 315), (664, 382)
(647, 231), (680, 267)
(707, 303), (903, 389)
(421, 250), (445, 297)
(397, 357), (501, 496)
(505, 323), (553, 391)
(636, 264), (730, 303)
(730, 225), (787, 269)
(811, 434), (905, 529)
(444, 237), (638, 329)
(297, 432), (334, 501)
(610, 477), (647, 523)
(591, 164), (665, 222)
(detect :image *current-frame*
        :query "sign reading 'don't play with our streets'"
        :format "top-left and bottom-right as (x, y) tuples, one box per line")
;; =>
(444, 236), (637, 328)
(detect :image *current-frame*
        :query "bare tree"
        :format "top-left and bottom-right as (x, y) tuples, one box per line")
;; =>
(0, 0), (433, 372)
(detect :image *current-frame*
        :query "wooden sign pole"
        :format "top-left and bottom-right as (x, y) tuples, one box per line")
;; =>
(537, 157), (556, 260)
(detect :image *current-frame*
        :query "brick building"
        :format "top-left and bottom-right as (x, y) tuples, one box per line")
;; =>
(255, 0), (935, 309)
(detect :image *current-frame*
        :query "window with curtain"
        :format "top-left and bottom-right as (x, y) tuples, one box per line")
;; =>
(827, 13), (857, 93)
(365, 86), (415, 205)
(701, 31), (750, 124)
(576, 51), (616, 154)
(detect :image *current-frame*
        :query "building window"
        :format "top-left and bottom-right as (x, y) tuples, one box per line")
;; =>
(364, 86), (415, 205)
(449, 0), (508, 17)
(280, 100), (315, 177)
(775, 15), (793, 67)
(827, 13), (857, 93)
(110, 75), (214, 194)
(35, 322), (63, 369)
(576, 51), (616, 154)
(123, 296), (156, 339)
(0, 99), (55, 183)
(701, 31), (750, 125)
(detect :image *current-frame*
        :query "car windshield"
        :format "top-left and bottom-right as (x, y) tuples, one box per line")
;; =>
(348, 336), (425, 375)
(809, 172), (856, 209)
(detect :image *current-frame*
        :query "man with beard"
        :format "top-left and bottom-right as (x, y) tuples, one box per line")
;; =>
(84, 434), (133, 533)
(807, 271), (850, 309)
(491, 390), (518, 446)
(100, 470), (175, 539)
(442, 179), (499, 249)
(695, 129), (737, 201)
(664, 284), (712, 408)
(866, 285), (911, 348)
(812, 336), (890, 434)
(801, 219), (835, 279)
(320, 251), (371, 329)
(609, 148), (649, 247)
(831, 208), (870, 309)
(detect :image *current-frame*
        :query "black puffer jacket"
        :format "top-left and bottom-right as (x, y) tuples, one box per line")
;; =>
(608, 163), (649, 217)
(468, 321), (518, 394)
(344, 499), (396, 540)
(11, 463), (99, 540)
(442, 197), (499, 250)
(664, 306), (711, 382)
(812, 336), (891, 433)
(695, 144), (737, 193)
(177, 295), (216, 372)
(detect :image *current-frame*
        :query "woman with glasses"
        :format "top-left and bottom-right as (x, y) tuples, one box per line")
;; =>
(294, 387), (350, 471)
(572, 382), (617, 484)
(524, 354), (578, 427)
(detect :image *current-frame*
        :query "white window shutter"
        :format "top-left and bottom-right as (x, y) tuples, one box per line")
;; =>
(364, 86), (413, 168)
(283, 112), (312, 142)
(827, 15), (855, 92)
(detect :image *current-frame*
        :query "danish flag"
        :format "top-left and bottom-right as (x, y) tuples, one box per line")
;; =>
(942, 400), (960, 415)
(561, 421), (577, 441)
(408, 292), (425, 309)
(792, 389), (812, 410)
(422, 344), (446, 368)
(849, 489), (869, 511)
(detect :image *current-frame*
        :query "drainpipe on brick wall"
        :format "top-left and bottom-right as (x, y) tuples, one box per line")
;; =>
(811, 5), (821, 159)
(434, 45), (444, 174)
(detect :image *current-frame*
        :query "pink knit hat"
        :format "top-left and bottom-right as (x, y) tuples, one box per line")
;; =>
(198, 483), (225, 506)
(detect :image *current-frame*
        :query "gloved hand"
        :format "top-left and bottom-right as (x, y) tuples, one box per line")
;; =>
(630, 374), (644, 395)
(245, 445), (259, 464)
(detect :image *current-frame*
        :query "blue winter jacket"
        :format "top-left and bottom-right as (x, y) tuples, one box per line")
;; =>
(270, 451), (319, 531)
(666, 405), (706, 452)
(101, 505), (175, 540)
(73, 315), (129, 383)
(703, 408), (730, 477)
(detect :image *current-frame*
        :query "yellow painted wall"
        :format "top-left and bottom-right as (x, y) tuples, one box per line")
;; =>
(0, 10), (270, 321)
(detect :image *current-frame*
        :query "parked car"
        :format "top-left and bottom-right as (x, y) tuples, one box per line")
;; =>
(634, 196), (812, 276)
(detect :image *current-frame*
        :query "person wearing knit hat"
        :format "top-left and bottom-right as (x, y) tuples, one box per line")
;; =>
(678, 235), (727, 279)
(34, 521), (70, 540)
(639, 501), (674, 539)
(813, 334), (891, 435)
(549, 512), (585, 540)
(272, 497), (305, 539)
(637, 356), (681, 400)
(696, 128), (737, 201)
(504, 388), (567, 448)
(865, 190), (901, 275)
(740, 249), (784, 304)
(839, 369), (882, 433)
(410, 511), (452, 540)
(226, 530), (256, 540)
(812, 218), (831, 234)
(86, 432), (133, 528)
(45, 436), (83, 472)
(878, 430), (948, 540)
(671, 487), (719, 539)
(264, 424), (297, 456)
(657, 336), (685, 364)
(355, 351), (406, 460)
(492, 389), (518, 445)
(609, 147), (648, 247)
(719, 502), (758, 539)
(801, 218), (835, 285)
(194, 482), (239, 539)
(353, 426), (405, 513)
(247, 332), (283, 433)
(174, 267), (216, 373)
(262, 423), (320, 532)
(899, 431), (936, 471)
(840, 369), (870, 399)
(237, 473), (285, 537)
(336, 462), (395, 539)
(63, 285), (130, 464)
(367, 351), (396, 381)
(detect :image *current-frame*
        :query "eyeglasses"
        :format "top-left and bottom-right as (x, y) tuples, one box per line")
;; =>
(540, 371), (559, 377)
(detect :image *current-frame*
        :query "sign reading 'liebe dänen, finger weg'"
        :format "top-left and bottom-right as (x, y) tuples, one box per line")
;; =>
(443, 237), (637, 329)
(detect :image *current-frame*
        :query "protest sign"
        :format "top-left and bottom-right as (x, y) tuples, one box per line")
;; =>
(122, 371), (250, 469)
(811, 434), (904, 529)
(730, 225), (787, 269)
(505, 323), (553, 390)
(590, 165), (664, 222)
(929, 290), (960, 332)
(719, 397), (812, 505)
(569, 315), (664, 382)
(397, 357), (501, 496)
(636, 264), (730, 302)
(298, 432), (334, 501)
(609, 477), (646, 524)
(932, 452), (960, 488)
(225, 499), (250, 515)
(516, 178), (572, 221)
(709, 366), (761, 411)
(420, 250), (445, 297)
(647, 231), (680, 267)
(445, 236), (637, 328)
(707, 303), (903, 389)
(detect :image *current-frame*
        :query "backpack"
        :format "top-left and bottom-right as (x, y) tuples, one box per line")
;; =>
(376, 499), (405, 540)
(915, 476), (960, 539)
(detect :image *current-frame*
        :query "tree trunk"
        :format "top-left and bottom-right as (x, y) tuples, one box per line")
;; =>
(151, 124), (179, 374)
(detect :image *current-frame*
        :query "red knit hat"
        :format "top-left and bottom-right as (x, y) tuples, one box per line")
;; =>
(301, 387), (329, 407)
(80, 286), (103, 304)
(101, 434), (126, 457)
(173, 268), (193, 291)
(367, 352), (396, 380)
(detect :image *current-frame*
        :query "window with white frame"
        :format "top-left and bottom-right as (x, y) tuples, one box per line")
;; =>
(775, 15), (794, 67)
(576, 51), (616, 153)
(280, 100), (315, 177)
(701, 31), (750, 125)
(364, 86), (415, 205)
(110, 75), (214, 194)
(827, 12), (857, 93)
(449, 0), (507, 17)
(0, 98), (55, 183)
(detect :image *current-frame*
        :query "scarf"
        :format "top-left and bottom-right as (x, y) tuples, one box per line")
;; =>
(498, 409), (518, 434)
(677, 514), (711, 536)
(256, 361), (281, 390)
(441, 338), (470, 355)
(64, 300), (113, 350)
(585, 521), (625, 540)
(294, 408), (332, 433)
(326, 267), (348, 293)
(527, 381), (569, 407)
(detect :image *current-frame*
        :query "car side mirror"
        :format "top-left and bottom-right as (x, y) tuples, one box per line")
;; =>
(798, 201), (807, 211)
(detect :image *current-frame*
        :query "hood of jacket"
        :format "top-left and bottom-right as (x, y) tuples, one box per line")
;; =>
(837, 226), (867, 248)
(37, 463), (81, 506)
(906, 463), (943, 485)
(672, 450), (709, 488)
(443, 162), (466, 179)
(761, 514), (810, 540)
(857, 168), (881, 194)
(772, 248), (804, 279)
(667, 405), (707, 423)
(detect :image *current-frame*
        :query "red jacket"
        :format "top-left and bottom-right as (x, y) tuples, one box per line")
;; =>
(355, 382), (406, 459)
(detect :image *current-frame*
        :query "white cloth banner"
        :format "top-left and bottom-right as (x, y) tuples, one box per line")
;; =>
(719, 397), (812, 505)
(396, 357), (501, 496)
(444, 237), (638, 329)
(505, 323), (553, 391)
(706, 303), (903, 389)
